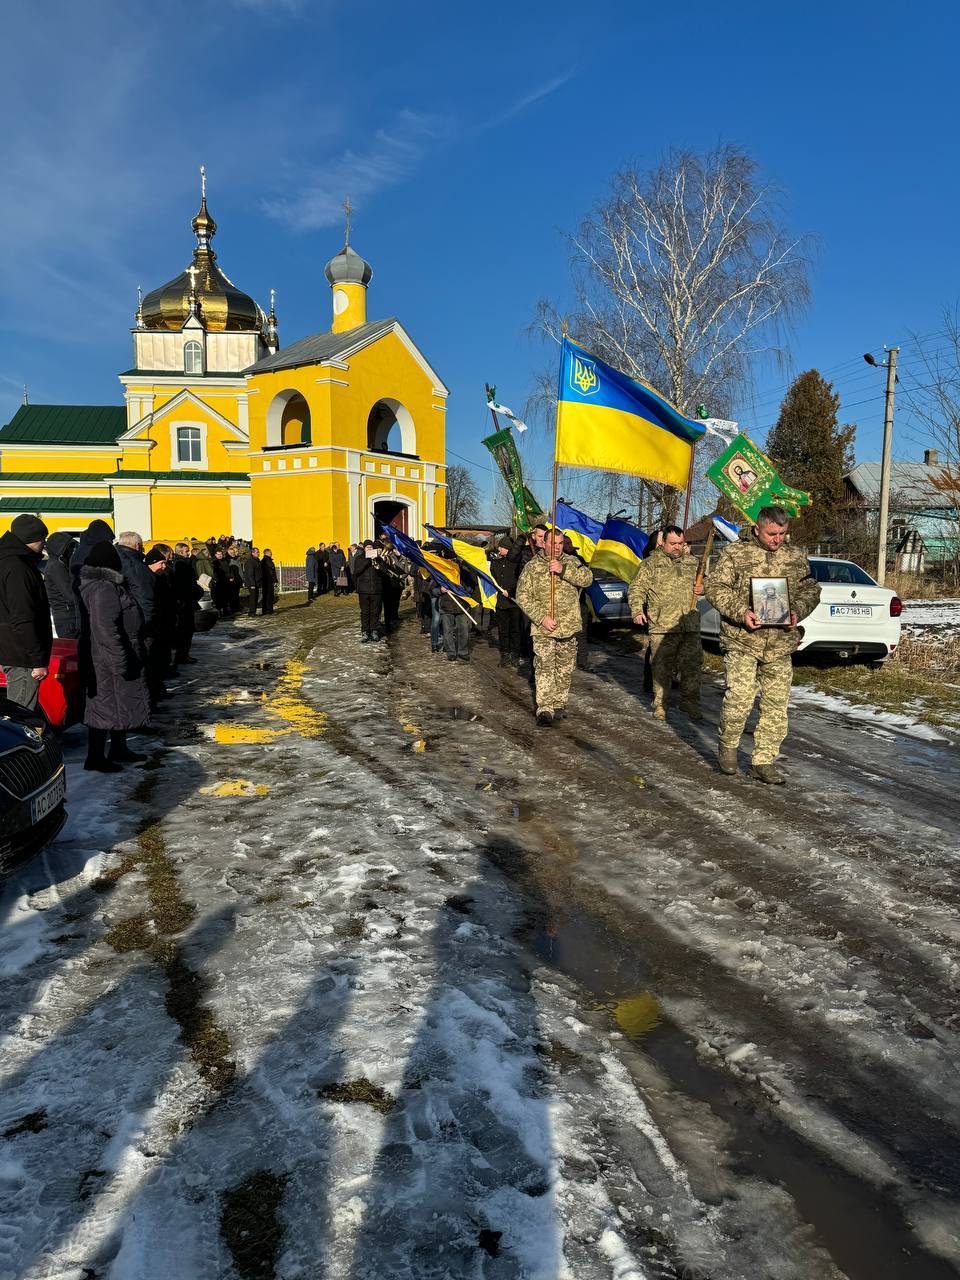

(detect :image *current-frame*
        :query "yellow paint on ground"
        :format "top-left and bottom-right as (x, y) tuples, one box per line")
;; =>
(631, 774), (647, 788)
(214, 725), (286, 745)
(200, 779), (270, 797)
(400, 721), (421, 735)
(213, 657), (326, 746)
(612, 992), (662, 1039)
(411, 739), (427, 753)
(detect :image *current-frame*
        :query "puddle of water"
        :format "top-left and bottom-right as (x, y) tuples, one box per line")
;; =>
(443, 706), (482, 722)
(512, 801), (536, 822)
(519, 899), (958, 1280)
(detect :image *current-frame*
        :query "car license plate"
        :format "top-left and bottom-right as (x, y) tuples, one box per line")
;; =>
(829, 604), (873, 617)
(30, 770), (66, 823)
(605, 590), (624, 600)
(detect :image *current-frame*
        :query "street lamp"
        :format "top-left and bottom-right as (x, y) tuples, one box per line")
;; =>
(863, 348), (899, 586)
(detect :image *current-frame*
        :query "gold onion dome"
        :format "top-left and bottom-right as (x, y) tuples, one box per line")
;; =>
(140, 178), (263, 334)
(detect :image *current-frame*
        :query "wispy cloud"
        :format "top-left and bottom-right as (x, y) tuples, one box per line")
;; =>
(262, 109), (455, 232)
(476, 70), (575, 133)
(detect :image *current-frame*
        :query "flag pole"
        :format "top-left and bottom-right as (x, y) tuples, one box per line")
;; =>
(681, 441), (697, 529)
(444, 589), (480, 627)
(549, 334), (567, 621)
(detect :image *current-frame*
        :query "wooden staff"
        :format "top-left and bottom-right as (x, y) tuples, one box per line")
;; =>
(442, 587), (480, 627)
(549, 458), (560, 621)
(691, 527), (715, 609)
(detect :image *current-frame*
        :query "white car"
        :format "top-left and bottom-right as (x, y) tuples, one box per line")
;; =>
(698, 556), (902, 664)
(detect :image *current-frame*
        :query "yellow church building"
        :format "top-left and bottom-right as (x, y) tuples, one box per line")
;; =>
(0, 181), (447, 560)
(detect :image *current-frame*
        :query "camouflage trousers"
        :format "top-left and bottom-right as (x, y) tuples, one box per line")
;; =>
(531, 634), (579, 714)
(648, 632), (702, 711)
(719, 650), (793, 765)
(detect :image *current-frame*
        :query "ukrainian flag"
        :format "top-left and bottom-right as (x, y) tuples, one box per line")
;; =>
(552, 501), (603, 561)
(556, 338), (706, 488)
(379, 520), (477, 604)
(590, 518), (649, 583)
(425, 526), (499, 609)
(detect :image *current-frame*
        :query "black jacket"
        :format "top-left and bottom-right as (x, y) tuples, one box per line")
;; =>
(171, 556), (203, 616)
(352, 550), (383, 595)
(0, 531), (53, 667)
(242, 556), (263, 589)
(70, 519), (115, 591)
(261, 555), (278, 588)
(116, 544), (155, 627)
(78, 565), (150, 731)
(488, 552), (519, 597)
(42, 532), (80, 638)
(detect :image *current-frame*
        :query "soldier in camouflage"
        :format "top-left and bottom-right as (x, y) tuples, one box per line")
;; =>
(515, 530), (593, 725)
(628, 525), (704, 721)
(704, 506), (820, 784)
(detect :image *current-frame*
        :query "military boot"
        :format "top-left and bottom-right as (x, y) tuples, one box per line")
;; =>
(683, 704), (703, 722)
(751, 762), (785, 785)
(717, 745), (738, 775)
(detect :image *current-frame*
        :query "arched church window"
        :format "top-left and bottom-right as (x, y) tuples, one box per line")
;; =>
(177, 426), (202, 464)
(184, 341), (204, 376)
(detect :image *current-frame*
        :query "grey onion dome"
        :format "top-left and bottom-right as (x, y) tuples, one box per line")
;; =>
(324, 243), (373, 287)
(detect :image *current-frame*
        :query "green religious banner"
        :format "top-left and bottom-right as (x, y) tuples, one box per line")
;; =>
(705, 433), (812, 522)
(481, 426), (544, 532)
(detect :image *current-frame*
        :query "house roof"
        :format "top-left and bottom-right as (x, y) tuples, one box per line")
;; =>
(0, 404), (127, 445)
(245, 317), (398, 375)
(0, 496), (114, 513)
(845, 461), (955, 510)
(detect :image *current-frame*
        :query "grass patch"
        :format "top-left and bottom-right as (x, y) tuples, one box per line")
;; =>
(3, 1109), (47, 1138)
(318, 1077), (396, 1114)
(220, 1170), (288, 1280)
(90, 851), (139, 893)
(256, 891), (283, 905)
(103, 913), (153, 953)
(138, 820), (196, 936)
(333, 915), (365, 940)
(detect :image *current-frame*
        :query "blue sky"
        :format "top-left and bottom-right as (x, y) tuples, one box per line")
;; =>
(1, 0), (957, 514)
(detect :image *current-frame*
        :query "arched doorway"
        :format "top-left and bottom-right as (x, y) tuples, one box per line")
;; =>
(373, 498), (410, 535)
(366, 398), (416, 455)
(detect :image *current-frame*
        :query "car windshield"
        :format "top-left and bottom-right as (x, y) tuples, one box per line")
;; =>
(811, 559), (877, 586)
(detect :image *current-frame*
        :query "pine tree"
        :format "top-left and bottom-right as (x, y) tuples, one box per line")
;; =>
(766, 370), (855, 545)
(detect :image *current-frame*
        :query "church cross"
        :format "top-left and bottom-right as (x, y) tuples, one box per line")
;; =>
(343, 197), (352, 245)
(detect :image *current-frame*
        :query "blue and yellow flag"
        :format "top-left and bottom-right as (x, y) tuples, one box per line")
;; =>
(425, 526), (499, 609)
(590, 518), (649, 582)
(379, 521), (477, 604)
(551, 501), (603, 561)
(556, 338), (706, 488)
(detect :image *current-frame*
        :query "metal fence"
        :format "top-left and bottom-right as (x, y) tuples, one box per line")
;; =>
(277, 564), (308, 593)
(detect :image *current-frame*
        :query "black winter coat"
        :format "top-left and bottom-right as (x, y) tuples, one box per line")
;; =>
(328, 547), (346, 579)
(42, 532), (80, 639)
(352, 551), (383, 595)
(0, 531), (53, 668)
(488, 553), (519, 597)
(116, 544), (155, 627)
(70, 519), (114, 591)
(171, 556), (203, 617)
(261, 556), (278, 591)
(242, 556), (263, 589)
(78, 565), (150, 731)
(305, 550), (318, 582)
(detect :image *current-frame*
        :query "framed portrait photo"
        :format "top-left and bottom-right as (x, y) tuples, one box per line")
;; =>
(750, 576), (791, 627)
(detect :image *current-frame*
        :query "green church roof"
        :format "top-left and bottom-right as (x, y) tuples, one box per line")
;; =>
(0, 496), (114, 513)
(0, 404), (127, 445)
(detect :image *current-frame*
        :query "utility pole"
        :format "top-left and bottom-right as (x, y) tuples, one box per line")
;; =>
(875, 346), (898, 585)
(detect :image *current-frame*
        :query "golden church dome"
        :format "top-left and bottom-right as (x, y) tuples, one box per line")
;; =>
(140, 177), (264, 334)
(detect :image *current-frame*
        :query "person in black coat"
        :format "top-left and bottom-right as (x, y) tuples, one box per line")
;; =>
(0, 515), (53, 711)
(115, 532), (155, 632)
(329, 543), (347, 595)
(70, 518), (114, 592)
(352, 540), (383, 641)
(42, 531), (80, 640)
(144, 545), (175, 707)
(78, 541), (150, 772)
(305, 547), (319, 602)
(243, 549), (263, 615)
(261, 549), (279, 614)
(171, 543), (202, 664)
(489, 537), (523, 666)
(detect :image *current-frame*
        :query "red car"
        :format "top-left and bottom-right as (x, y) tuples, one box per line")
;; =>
(0, 639), (83, 730)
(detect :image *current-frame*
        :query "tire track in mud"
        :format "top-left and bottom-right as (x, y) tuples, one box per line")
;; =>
(284, 608), (960, 1280)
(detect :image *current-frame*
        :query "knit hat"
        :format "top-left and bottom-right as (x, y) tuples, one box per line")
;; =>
(86, 541), (122, 572)
(11, 514), (48, 544)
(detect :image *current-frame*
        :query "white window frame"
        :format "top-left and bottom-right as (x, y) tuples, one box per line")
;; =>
(170, 420), (208, 471)
(183, 340), (204, 376)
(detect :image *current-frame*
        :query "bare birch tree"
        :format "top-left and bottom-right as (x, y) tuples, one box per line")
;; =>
(445, 465), (481, 526)
(531, 144), (811, 522)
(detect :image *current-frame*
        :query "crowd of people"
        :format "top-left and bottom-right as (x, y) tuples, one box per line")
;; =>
(0, 503), (820, 788)
(0, 516), (286, 773)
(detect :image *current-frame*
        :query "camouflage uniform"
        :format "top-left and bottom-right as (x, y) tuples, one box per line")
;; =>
(516, 551), (593, 715)
(627, 548), (702, 713)
(704, 533), (820, 764)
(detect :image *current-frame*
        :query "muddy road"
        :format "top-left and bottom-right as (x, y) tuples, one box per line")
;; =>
(2, 596), (958, 1279)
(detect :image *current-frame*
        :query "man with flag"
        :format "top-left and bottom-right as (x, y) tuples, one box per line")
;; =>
(515, 529), (592, 725)
(627, 526), (704, 721)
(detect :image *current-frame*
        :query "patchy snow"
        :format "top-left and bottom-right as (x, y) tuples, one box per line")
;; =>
(901, 597), (960, 628)
(788, 684), (949, 741)
(1, 603), (958, 1279)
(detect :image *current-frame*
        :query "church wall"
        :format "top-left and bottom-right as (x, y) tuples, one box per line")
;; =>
(0, 513), (115, 537)
(246, 371), (335, 451)
(0, 447), (122, 475)
(250, 469), (338, 561)
(120, 391), (250, 474)
(150, 489), (238, 543)
(337, 331), (446, 463)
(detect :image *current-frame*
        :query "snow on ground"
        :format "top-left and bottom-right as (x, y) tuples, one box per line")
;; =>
(1, 599), (959, 1279)
(901, 598), (960, 629)
(788, 683), (950, 741)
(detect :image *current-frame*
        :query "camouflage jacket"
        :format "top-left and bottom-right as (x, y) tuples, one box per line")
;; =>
(704, 532), (820, 658)
(516, 551), (593, 640)
(627, 548), (700, 635)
